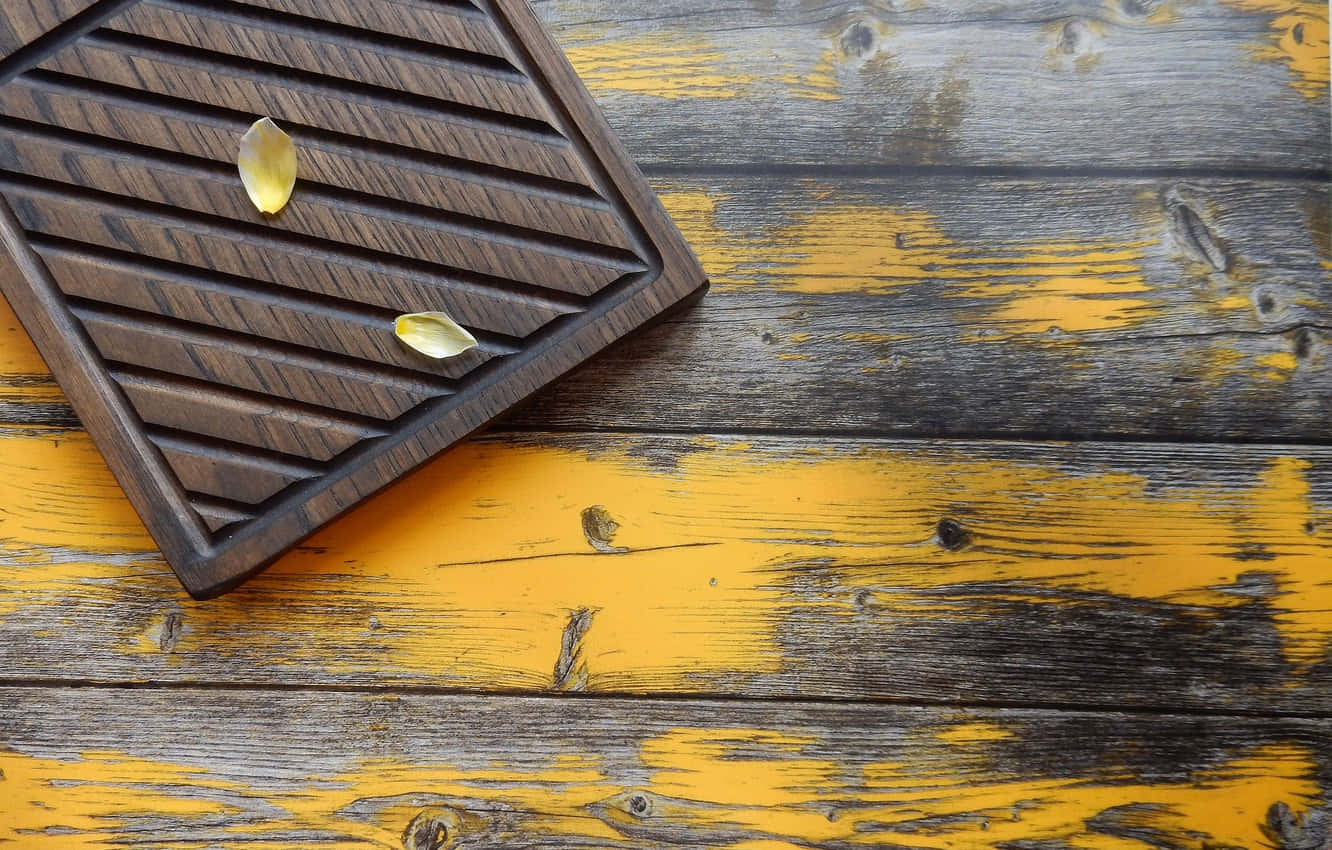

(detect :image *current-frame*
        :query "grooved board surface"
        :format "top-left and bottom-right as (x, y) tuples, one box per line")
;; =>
(0, 0), (708, 597)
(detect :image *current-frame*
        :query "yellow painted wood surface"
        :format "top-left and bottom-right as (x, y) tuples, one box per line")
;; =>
(2, 689), (1330, 849)
(1, 0), (1330, 846)
(2, 426), (1330, 712)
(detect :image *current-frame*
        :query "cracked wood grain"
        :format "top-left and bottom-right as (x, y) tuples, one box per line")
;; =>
(2, 686), (1331, 849)
(532, 0), (1329, 170)
(0, 429), (1330, 713)
(553, 607), (595, 691)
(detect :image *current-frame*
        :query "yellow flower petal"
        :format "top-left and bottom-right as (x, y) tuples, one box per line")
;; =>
(394, 312), (478, 359)
(237, 117), (297, 214)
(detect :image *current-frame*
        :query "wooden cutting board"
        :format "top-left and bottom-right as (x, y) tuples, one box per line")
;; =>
(0, 0), (708, 598)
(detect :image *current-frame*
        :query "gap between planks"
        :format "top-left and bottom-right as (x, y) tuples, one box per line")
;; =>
(3, 677), (1332, 721)
(638, 163), (1332, 182)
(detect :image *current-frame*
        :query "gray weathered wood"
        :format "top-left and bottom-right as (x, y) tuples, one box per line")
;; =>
(534, 0), (1331, 170)
(6, 175), (1326, 440)
(1, 686), (1329, 848)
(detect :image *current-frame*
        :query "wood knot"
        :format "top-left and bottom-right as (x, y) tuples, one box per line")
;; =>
(1292, 326), (1313, 359)
(1167, 196), (1229, 272)
(403, 808), (456, 850)
(628, 792), (653, 817)
(1119, 0), (1162, 17)
(158, 609), (183, 652)
(936, 518), (970, 550)
(1263, 800), (1331, 850)
(841, 22), (875, 56)
(581, 505), (627, 554)
(553, 607), (596, 691)
(1058, 20), (1093, 55)
(1292, 22), (1305, 43)
(590, 789), (668, 835)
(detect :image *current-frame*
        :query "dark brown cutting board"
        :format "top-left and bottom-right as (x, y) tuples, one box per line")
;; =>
(0, 0), (708, 598)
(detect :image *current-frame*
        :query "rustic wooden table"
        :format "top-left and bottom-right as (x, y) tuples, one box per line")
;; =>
(2, 0), (1330, 846)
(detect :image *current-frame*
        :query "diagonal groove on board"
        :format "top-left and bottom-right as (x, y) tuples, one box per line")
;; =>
(148, 425), (329, 480)
(186, 492), (258, 531)
(147, 0), (523, 78)
(0, 115), (644, 272)
(0, 172), (607, 306)
(29, 234), (566, 349)
(242, 0), (506, 55)
(68, 298), (459, 414)
(12, 70), (613, 208)
(0, 0), (141, 85)
(80, 28), (564, 142)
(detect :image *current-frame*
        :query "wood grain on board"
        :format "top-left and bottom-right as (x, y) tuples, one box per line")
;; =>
(0, 0), (1329, 844)
(535, 0), (1331, 170)
(2, 687), (1330, 849)
(0, 175), (1327, 439)
(0, 0), (708, 597)
(1, 429), (1330, 714)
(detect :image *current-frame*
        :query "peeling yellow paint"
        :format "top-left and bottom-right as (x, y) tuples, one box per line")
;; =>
(661, 190), (1157, 341)
(935, 721), (1015, 744)
(634, 731), (1319, 848)
(563, 28), (850, 102)
(1220, 0), (1330, 98)
(643, 728), (833, 809)
(564, 33), (757, 99)
(0, 750), (230, 848)
(0, 433), (153, 550)
(778, 48), (842, 101)
(1253, 457), (1330, 667)
(1, 430), (1330, 687)
(1187, 342), (1304, 386)
(843, 332), (908, 344)
(657, 190), (753, 284)
(1216, 293), (1252, 311)
(958, 270), (1154, 338)
(0, 746), (619, 848)
(1189, 343), (1250, 384)
(1258, 351), (1299, 372)
(3, 732), (1318, 849)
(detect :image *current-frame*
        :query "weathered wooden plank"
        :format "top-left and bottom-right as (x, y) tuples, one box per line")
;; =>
(1, 686), (1329, 848)
(1, 1), (1326, 171)
(0, 428), (1329, 712)
(534, 0), (1330, 169)
(7, 175), (1327, 439)
(506, 175), (1332, 439)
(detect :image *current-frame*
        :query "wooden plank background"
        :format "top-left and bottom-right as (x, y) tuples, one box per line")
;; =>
(1, 0), (1330, 846)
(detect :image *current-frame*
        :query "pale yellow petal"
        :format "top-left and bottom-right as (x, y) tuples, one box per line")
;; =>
(394, 312), (478, 359)
(237, 117), (297, 214)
